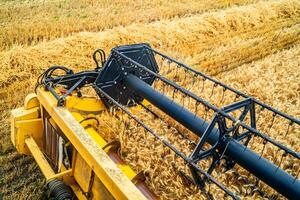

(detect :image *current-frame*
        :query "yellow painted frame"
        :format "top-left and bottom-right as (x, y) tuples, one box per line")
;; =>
(36, 88), (147, 200)
(25, 136), (87, 200)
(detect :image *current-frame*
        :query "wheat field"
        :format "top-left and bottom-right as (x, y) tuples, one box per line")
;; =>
(0, 0), (299, 199)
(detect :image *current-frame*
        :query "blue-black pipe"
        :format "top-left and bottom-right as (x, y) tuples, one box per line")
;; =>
(124, 74), (300, 199)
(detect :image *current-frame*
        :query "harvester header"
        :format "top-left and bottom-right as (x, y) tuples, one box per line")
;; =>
(12, 43), (300, 199)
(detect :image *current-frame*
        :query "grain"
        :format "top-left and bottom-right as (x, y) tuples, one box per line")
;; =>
(1, 0), (300, 199)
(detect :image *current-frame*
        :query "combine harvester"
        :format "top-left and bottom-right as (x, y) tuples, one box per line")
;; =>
(11, 44), (300, 199)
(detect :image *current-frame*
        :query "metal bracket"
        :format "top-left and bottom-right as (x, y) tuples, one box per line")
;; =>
(188, 98), (257, 185)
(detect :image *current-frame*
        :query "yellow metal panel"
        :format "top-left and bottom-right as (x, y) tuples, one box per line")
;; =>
(85, 127), (107, 148)
(26, 137), (87, 200)
(92, 175), (115, 200)
(74, 153), (93, 193)
(25, 137), (55, 180)
(71, 112), (137, 180)
(37, 88), (147, 200)
(11, 106), (41, 152)
(14, 118), (43, 154)
(117, 165), (136, 180)
(24, 93), (39, 109)
(11, 107), (39, 121)
(66, 96), (105, 112)
(71, 112), (107, 148)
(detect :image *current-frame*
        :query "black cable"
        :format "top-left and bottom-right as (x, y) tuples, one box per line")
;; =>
(35, 66), (72, 93)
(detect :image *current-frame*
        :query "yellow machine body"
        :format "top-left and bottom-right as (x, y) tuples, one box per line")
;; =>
(11, 88), (151, 200)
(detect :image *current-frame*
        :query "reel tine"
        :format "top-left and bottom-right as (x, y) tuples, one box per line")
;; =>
(284, 121), (293, 138)
(209, 83), (217, 99)
(167, 60), (172, 75)
(201, 77), (206, 93)
(184, 68), (188, 82)
(268, 113), (277, 131)
(255, 106), (265, 128)
(259, 139), (267, 159)
(174, 63), (179, 80)
(275, 151), (287, 173)
(220, 87), (227, 104)
(181, 93), (185, 109)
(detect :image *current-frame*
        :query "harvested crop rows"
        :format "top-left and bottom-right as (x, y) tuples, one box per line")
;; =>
(0, 0), (299, 199)
(0, 0), (255, 50)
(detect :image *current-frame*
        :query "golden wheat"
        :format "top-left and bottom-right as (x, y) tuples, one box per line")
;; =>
(1, 0), (299, 107)
(1, 0), (300, 199)
(0, 0), (255, 50)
